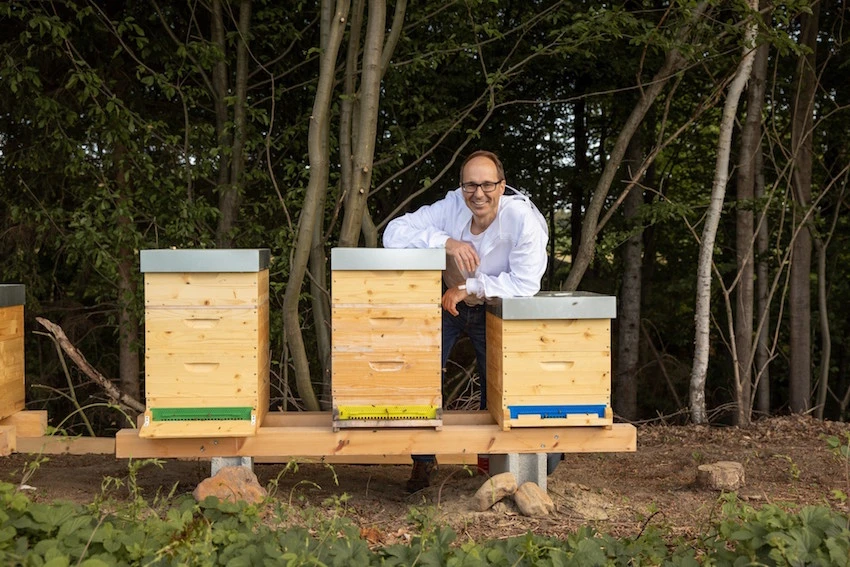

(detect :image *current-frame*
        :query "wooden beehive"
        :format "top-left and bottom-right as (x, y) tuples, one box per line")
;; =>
(139, 249), (270, 438)
(486, 292), (616, 430)
(0, 285), (25, 420)
(331, 248), (444, 428)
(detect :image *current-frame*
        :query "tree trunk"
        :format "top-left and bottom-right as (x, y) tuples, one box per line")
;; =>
(570, 97), (587, 263)
(690, 0), (758, 425)
(788, 4), (819, 415)
(615, 135), (643, 421)
(283, 0), (349, 411)
(114, 143), (140, 402)
(732, 33), (768, 425)
(218, 0), (252, 247)
(338, 0), (386, 248)
(751, 42), (772, 416)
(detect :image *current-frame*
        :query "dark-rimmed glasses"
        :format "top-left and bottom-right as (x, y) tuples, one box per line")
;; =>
(460, 180), (503, 193)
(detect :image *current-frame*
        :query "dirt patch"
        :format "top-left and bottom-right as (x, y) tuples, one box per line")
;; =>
(2, 415), (848, 544)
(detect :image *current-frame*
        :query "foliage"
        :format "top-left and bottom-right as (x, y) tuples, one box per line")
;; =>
(2, 0), (850, 426)
(1, 477), (849, 566)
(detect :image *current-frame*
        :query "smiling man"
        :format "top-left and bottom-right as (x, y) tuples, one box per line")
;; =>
(383, 150), (549, 491)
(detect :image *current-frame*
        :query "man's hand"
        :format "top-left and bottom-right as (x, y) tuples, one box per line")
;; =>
(445, 238), (480, 273)
(442, 285), (469, 316)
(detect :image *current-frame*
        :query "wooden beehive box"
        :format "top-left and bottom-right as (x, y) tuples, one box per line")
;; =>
(139, 249), (270, 438)
(331, 248), (444, 428)
(0, 285), (25, 420)
(486, 292), (616, 430)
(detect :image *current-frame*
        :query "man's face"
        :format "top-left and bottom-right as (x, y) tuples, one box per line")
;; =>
(461, 156), (504, 221)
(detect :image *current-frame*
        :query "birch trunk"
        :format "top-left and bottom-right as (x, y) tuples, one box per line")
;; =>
(690, 1), (758, 424)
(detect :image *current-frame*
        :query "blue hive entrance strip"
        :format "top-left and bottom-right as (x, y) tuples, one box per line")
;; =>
(508, 404), (607, 419)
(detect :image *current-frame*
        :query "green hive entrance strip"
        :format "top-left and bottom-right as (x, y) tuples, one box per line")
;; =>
(150, 407), (253, 421)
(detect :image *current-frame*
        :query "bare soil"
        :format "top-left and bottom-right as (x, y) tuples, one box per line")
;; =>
(2, 415), (849, 545)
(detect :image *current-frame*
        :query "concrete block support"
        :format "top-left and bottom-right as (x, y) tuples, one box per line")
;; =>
(211, 456), (254, 476)
(488, 453), (548, 491)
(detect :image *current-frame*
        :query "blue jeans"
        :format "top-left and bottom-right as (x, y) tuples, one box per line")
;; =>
(413, 302), (487, 465)
(441, 301), (488, 411)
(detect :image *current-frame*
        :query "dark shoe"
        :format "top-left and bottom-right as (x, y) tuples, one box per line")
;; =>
(406, 461), (436, 492)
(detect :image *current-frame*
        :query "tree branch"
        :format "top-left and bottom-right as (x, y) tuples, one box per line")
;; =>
(36, 317), (145, 414)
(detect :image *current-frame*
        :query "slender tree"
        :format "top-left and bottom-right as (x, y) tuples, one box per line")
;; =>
(788, 3), (819, 414)
(690, 0), (759, 425)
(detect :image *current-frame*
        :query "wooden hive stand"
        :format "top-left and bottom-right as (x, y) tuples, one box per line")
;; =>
(486, 292), (616, 431)
(139, 249), (270, 439)
(331, 248), (445, 429)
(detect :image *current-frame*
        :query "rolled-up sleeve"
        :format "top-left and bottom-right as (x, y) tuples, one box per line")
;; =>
(382, 193), (458, 249)
(465, 204), (548, 298)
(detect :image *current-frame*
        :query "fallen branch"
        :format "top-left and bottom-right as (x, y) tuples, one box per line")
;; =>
(35, 317), (146, 414)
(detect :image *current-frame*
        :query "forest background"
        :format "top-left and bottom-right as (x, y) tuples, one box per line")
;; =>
(1, 0), (848, 438)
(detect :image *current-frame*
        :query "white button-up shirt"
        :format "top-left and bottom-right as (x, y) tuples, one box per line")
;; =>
(383, 188), (548, 300)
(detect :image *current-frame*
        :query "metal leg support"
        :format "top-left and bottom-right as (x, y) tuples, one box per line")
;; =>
(488, 453), (548, 491)
(210, 456), (254, 477)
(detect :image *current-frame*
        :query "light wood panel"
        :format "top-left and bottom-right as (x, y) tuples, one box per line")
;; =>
(332, 270), (441, 304)
(499, 319), (610, 352)
(0, 305), (25, 419)
(144, 271), (268, 307)
(116, 418), (636, 458)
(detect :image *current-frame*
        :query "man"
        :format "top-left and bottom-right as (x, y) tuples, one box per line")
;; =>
(383, 150), (548, 491)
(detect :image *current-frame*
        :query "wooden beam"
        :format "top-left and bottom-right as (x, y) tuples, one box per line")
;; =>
(0, 426), (15, 456)
(0, 411), (48, 438)
(117, 416), (636, 459)
(16, 436), (115, 455)
(253, 454), (477, 465)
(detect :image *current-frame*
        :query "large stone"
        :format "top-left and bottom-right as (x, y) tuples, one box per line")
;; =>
(696, 461), (745, 491)
(193, 465), (267, 504)
(474, 472), (518, 511)
(513, 482), (555, 517)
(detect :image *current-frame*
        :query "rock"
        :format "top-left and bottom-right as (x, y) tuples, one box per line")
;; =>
(474, 472), (517, 511)
(696, 461), (745, 491)
(193, 466), (267, 504)
(513, 482), (555, 517)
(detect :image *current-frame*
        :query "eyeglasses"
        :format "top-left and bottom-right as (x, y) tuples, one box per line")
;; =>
(460, 180), (503, 193)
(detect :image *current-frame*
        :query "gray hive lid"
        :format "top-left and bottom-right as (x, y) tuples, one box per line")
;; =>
(140, 249), (271, 273)
(486, 291), (617, 320)
(332, 247), (446, 271)
(0, 284), (25, 307)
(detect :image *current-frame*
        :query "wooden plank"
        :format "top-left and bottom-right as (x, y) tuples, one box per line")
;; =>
(0, 411), (47, 437)
(139, 412), (259, 438)
(495, 393), (609, 406)
(16, 436), (115, 455)
(0, 306), (23, 340)
(145, 308), (260, 350)
(0, 425), (15, 456)
(486, 313), (506, 429)
(332, 351), (440, 386)
(146, 378), (260, 399)
(501, 319), (610, 352)
(332, 270), (441, 304)
(145, 271), (268, 307)
(116, 421), (636, 458)
(508, 413), (613, 428)
(262, 410), (491, 428)
(254, 454), (477, 465)
(145, 354), (259, 381)
(117, 429), (244, 458)
(332, 306), (441, 352)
